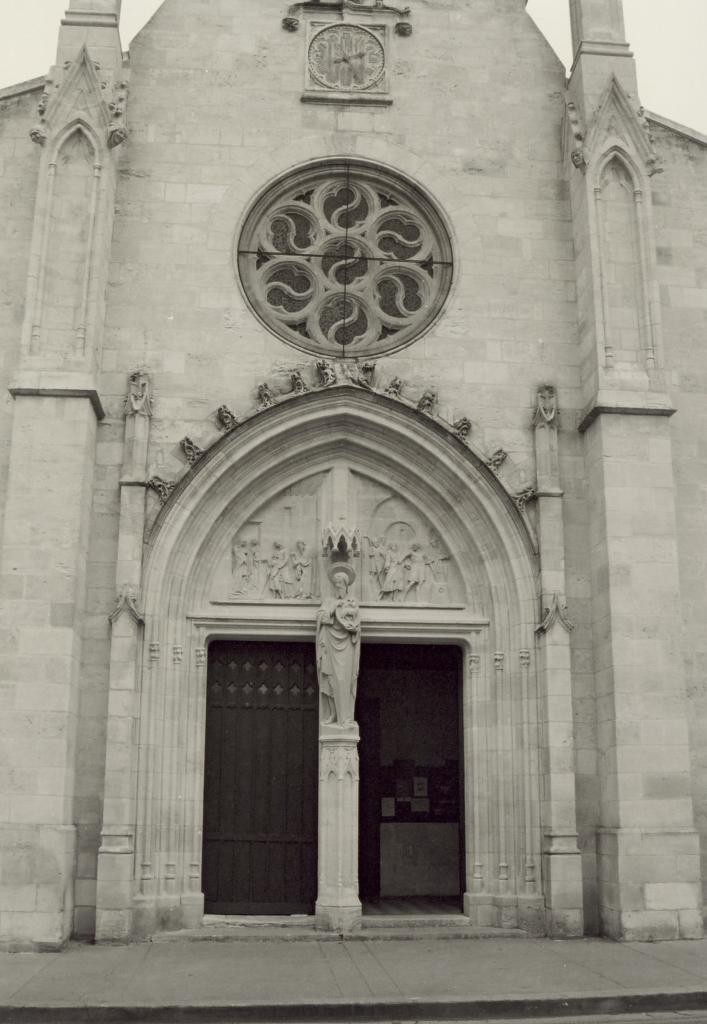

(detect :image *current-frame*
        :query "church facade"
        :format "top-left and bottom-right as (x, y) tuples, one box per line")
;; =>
(0, 0), (706, 949)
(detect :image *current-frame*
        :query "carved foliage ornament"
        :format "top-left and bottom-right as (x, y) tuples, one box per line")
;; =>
(236, 161), (453, 359)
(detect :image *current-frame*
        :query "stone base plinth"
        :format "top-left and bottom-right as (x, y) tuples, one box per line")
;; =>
(598, 828), (704, 941)
(0, 824), (76, 950)
(465, 892), (546, 935)
(542, 832), (584, 937)
(315, 900), (362, 934)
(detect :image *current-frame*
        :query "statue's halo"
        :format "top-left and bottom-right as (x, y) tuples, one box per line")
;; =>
(327, 562), (356, 587)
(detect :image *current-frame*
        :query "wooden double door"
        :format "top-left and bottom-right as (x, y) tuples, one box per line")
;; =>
(202, 641), (319, 914)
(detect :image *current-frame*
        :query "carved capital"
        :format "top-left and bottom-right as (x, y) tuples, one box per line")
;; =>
(148, 476), (176, 504)
(320, 744), (359, 782)
(195, 647), (207, 669)
(536, 593), (574, 636)
(290, 369), (310, 394)
(109, 584), (144, 626)
(493, 652), (505, 671)
(316, 360), (337, 387)
(181, 436), (204, 465)
(172, 645), (183, 665)
(519, 649), (531, 668)
(453, 417), (472, 443)
(257, 382), (275, 409)
(513, 486), (538, 512)
(417, 390), (437, 416)
(216, 405), (238, 431)
(468, 653), (481, 673)
(485, 448), (508, 472)
(384, 376), (403, 398)
(149, 642), (161, 662)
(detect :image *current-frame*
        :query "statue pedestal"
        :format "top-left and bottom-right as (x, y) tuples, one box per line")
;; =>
(315, 723), (362, 934)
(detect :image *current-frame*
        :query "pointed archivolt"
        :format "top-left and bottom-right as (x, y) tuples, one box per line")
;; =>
(581, 75), (660, 178)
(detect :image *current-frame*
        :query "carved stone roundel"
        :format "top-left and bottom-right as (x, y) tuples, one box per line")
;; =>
(308, 25), (385, 92)
(236, 160), (454, 359)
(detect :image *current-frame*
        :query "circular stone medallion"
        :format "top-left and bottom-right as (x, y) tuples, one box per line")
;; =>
(308, 25), (385, 92)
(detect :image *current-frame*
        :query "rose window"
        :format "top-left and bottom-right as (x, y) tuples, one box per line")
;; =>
(236, 160), (453, 359)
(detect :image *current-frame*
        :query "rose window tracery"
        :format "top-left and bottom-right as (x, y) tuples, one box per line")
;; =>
(236, 161), (453, 359)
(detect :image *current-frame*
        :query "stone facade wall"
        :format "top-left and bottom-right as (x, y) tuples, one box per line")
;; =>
(0, 87), (38, 549)
(1, 0), (706, 942)
(652, 124), (707, 911)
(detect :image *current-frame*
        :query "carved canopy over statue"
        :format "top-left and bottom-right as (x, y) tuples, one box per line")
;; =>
(316, 565), (361, 727)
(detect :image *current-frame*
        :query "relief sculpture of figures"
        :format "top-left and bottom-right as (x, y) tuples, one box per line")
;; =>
(402, 542), (426, 602)
(379, 542), (405, 602)
(231, 533), (317, 600)
(363, 532), (451, 604)
(263, 541), (293, 599)
(291, 539), (313, 598)
(231, 539), (251, 594)
(316, 566), (361, 727)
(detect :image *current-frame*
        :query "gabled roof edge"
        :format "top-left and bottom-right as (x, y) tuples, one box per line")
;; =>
(646, 110), (707, 149)
(0, 76), (44, 102)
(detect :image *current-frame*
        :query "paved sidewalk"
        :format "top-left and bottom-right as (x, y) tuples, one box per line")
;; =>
(0, 936), (705, 1022)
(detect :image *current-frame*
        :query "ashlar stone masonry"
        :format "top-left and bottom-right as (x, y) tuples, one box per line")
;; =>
(0, 0), (705, 948)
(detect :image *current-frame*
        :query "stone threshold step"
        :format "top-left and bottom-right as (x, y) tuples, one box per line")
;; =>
(152, 921), (528, 943)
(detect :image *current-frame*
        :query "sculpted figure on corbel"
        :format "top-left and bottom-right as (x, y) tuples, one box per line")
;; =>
(316, 564), (361, 728)
(126, 371), (153, 418)
(534, 385), (557, 429)
(534, 384), (560, 492)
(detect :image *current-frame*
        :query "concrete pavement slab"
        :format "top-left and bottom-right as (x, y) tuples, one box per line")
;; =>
(0, 937), (705, 1022)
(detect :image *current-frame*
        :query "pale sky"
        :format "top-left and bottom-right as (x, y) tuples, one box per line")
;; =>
(0, 1), (705, 132)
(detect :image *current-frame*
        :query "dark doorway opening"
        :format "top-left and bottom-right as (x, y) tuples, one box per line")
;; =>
(357, 643), (464, 914)
(202, 641), (318, 915)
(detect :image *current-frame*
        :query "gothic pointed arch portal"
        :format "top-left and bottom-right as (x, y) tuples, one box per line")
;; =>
(97, 387), (581, 940)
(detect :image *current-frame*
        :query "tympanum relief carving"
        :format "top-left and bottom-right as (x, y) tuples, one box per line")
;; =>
(212, 465), (464, 607)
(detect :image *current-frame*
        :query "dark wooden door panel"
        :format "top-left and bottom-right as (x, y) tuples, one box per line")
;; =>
(203, 642), (318, 914)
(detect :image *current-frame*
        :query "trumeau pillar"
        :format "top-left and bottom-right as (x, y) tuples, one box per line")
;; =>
(533, 388), (584, 938)
(315, 529), (363, 933)
(95, 374), (152, 943)
(567, 0), (704, 940)
(0, 6), (126, 947)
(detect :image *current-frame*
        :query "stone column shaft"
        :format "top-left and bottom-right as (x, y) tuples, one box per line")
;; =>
(96, 378), (151, 942)
(315, 726), (361, 933)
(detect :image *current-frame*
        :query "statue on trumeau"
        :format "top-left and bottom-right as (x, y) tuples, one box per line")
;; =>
(316, 565), (361, 727)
